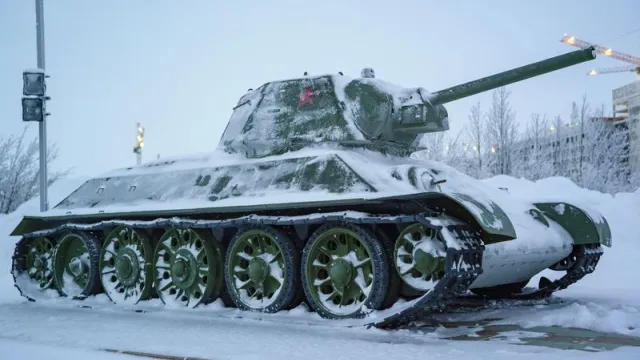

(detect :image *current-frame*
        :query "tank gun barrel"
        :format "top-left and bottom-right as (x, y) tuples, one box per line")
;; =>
(428, 47), (596, 106)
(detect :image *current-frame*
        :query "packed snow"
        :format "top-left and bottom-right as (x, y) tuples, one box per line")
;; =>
(0, 338), (135, 359)
(1, 174), (639, 359)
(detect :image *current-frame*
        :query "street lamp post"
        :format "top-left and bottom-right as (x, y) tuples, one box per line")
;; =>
(21, 0), (49, 212)
(134, 122), (144, 165)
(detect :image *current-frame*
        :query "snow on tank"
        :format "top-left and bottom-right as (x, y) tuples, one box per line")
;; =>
(218, 69), (448, 159)
(8, 46), (611, 329)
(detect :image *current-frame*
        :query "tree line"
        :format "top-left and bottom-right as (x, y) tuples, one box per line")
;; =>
(417, 86), (639, 194)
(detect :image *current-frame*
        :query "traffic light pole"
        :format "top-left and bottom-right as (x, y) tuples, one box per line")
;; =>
(36, 0), (48, 212)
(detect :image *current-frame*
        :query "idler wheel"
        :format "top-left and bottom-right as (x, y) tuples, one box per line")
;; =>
(12, 236), (57, 300)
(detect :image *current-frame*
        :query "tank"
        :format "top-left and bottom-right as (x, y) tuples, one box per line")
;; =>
(9, 47), (611, 329)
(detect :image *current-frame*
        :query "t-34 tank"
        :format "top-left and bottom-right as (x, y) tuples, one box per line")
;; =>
(10, 46), (611, 328)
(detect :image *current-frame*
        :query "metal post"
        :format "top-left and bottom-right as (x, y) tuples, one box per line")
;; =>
(35, 0), (48, 212)
(137, 121), (141, 165)
(134, 121), (144, 165)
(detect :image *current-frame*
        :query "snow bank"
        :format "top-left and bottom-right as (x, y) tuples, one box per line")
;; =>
(482, 175), (640, 297)
(481, 175), (640, 335)
(0, 338), (132, 360)
(494, 301), (640, 337)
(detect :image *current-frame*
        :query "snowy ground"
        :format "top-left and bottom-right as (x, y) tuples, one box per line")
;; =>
(1, 175), (639, 359)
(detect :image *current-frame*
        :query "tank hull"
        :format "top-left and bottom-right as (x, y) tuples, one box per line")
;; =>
(9, 146), (609, 327)
(9, 147), (547, 238)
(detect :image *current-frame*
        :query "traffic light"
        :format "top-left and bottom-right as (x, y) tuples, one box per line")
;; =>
(22, 69), (46, 96)
(22, 97), (44, 122)
(21, 69), (49, 122)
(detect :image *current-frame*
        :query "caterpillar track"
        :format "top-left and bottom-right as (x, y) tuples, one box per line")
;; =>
(10, 209), (605, 329)
(11, 211), (486, 329)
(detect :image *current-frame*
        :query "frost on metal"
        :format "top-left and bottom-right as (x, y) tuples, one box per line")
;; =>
(53, 154), (377, 211)
(218, 74), (449, 159)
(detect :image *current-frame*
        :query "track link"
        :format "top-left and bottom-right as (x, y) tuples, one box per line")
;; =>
(373, 222), (484, 328)
(11, 211), (485, 329)
(465, 243), (603, 303)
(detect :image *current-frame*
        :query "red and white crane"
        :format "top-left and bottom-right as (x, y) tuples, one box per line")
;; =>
(560, 34), (640, 76)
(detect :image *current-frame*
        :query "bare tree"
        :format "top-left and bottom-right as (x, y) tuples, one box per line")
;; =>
(465, 101), (484, 178)
(0, 127), (70, 214)
(512, 113), (554, 180)
(414, 129), (470, 172)
(548, 115), (568, 176)
(580, 104), (631, 193)
(573, 95), (590, 184)
(417, 131), (447, 162)
(526, 113), (550, 140)
(442, 129), (468, 167)
(485, 87), (519, 175)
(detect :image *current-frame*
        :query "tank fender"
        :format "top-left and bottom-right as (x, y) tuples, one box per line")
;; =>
(533, 202), (612, 247)
(422, 192), (517, 244)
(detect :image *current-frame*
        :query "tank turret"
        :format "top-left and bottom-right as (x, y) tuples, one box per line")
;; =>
(219, 47), (596, 158)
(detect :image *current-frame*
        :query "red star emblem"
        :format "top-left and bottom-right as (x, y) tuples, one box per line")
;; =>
(297, 87), (315, 107)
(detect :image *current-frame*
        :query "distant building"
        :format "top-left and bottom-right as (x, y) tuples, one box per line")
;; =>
(488, 80), (640, 181)
(612, 80), (640, 177)
(507, 116), (629, 177)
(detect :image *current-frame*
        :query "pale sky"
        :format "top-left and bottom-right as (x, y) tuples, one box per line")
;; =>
(1, 0), (639, 177)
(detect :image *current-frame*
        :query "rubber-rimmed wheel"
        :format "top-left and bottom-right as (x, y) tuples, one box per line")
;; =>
(393, 223), (446, 293)
(52, 231), (102, 299)
(12, 236), (56, 300)
(301, 222), (389, 319)
(153, 228), (224, 308)
(224, 225), (299, 312)
(99, 226), (154, 304)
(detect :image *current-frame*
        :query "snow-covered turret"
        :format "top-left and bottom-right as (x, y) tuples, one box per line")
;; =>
(219, 47), (596, 158)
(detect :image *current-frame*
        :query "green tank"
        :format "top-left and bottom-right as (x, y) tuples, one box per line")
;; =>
(9, 46), (610, 328)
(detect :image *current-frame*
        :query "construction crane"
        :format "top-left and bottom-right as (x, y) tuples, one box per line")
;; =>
(560, 33), (640, 76)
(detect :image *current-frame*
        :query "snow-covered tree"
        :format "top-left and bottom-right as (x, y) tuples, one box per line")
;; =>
(417, 131), (447, 161)
(442, 130), (469, 169)
(484, 87), (519, 175)
(464, 101), (486, 178)
(415, 129), (471, 172)
(572, 95), (590, 184)
(0, 127), (70, 214)
(579, 103), (631, 193)
(512, 113), (554, 180)
(547, 115), (568, 176)
(417, 131), (459, 160)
